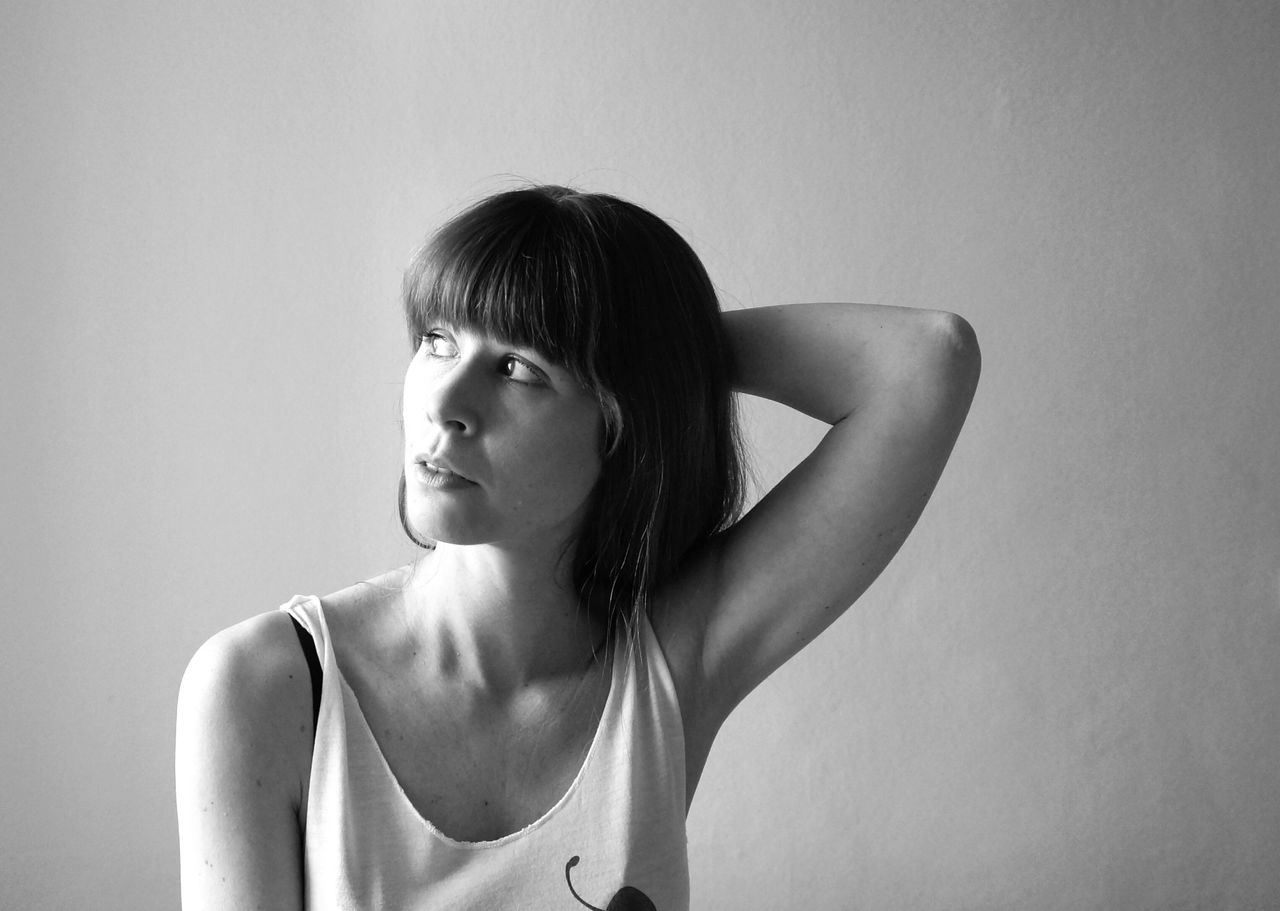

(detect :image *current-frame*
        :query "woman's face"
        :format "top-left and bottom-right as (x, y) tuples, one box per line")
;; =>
(401, 324), (603, 552)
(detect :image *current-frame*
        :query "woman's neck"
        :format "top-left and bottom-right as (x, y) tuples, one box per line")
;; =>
(401, 542), (606, 694)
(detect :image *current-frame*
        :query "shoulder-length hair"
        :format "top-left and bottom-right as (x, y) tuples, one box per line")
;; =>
(398, 185), (745, 639)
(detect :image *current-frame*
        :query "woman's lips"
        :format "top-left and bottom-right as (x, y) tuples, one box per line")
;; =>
(411, 459), (477, 490)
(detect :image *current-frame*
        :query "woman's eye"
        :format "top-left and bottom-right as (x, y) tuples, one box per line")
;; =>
(501, 356), (545, 385)
(421, 332), (457, 357)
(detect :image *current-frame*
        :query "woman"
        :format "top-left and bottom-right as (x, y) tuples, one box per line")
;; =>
(176, 185), (980, 909)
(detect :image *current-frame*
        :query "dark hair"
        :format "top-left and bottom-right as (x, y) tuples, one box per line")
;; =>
(399, 185), (745, 639)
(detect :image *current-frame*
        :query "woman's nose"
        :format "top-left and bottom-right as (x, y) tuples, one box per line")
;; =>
(423, 361), (482, 435)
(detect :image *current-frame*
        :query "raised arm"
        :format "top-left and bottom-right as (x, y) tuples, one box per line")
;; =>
(175, 612), (312, 910)
(657, 303), (980, 730)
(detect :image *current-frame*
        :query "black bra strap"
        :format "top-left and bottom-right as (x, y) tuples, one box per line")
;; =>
(289, 615), (323, 733)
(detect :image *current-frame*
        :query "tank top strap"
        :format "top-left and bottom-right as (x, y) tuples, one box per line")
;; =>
(279, 594), (327, 648)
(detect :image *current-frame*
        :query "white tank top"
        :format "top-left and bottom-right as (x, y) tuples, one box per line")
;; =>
(281, 595), (690, 911)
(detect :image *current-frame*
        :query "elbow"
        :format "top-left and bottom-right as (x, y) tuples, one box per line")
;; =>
(931, 311), (980, 364)
(895, 312), (980, 421)
(925, 311), (981, 393)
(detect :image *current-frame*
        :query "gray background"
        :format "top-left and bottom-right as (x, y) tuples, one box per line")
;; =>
(3, 1), (1278, 908)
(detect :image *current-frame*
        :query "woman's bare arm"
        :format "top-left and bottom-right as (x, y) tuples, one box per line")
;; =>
(658, 302), (980, 729)
(175, 612), (313, 910)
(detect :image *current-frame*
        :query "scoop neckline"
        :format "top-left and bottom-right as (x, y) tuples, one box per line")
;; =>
(310, 596), (624, 850)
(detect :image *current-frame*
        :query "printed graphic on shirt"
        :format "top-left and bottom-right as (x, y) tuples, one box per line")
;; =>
(564, 855), (657, 911)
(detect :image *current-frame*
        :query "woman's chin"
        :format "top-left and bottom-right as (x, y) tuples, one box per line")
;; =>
(406, 516), (487, 547)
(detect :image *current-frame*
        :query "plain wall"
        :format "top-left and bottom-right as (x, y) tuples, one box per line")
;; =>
(3, 1), (1277, 908)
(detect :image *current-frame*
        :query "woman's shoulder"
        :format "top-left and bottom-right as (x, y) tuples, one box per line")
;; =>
(176, 610), (315, 904)
(314, 562), (419, 650)
(319, 562), (416, 615)
(179, 610), (313, 738)
(176, 609), (316, 836)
